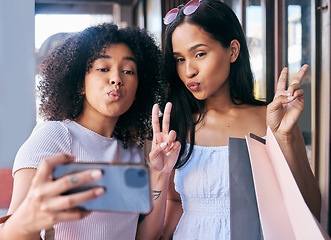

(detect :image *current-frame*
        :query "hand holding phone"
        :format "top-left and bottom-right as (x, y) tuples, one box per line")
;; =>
(53, 163), (152, 214)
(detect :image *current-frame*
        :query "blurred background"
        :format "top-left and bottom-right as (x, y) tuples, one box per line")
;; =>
(0, 0), (330, 234)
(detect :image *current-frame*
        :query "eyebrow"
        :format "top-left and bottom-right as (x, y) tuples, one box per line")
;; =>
(94, 55), (137, 63)
(124, 56), (137, 63)
(173, 43), (208, 56)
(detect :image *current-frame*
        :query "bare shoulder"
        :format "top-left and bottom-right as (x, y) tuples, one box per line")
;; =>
(238, 104), (267, 136)
(237, 103), (266, 116)
(196, 104), (267, 145)
(245, 104), (267, 117)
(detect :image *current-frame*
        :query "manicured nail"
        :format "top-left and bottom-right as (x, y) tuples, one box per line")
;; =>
(95, 187), (105, 197)
(160, 142), (167, 149)
(91, 170), (103, 180)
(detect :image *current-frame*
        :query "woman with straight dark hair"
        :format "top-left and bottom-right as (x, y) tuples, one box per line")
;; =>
(160, 0), (321, 239)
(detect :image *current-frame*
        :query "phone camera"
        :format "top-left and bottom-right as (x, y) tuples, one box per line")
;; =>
(125, 168), (148, 188)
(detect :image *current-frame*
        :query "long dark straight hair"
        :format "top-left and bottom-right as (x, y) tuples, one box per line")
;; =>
(164, 0), (266, 168)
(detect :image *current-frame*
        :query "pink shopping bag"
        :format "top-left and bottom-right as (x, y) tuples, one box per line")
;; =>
(246, 127), (330, 240)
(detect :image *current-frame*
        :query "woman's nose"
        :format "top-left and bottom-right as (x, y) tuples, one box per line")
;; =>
(110, 79), (122, 86)
(109, 72), (122, 86)
(185, 61), (198, 78)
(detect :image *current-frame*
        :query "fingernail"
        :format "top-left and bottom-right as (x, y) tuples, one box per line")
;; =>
(287, 96), (294, 101)
(95, 187), (105, 197)
(160, 142), (167, 149)
(91, 170), (103, 180)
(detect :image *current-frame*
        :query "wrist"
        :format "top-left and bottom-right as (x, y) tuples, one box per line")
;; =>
(150, 168), (171, 183)
(149, 170), (171, 200)
(1, 221), (40, 240)
(273, 131), (295, 143)
(150, 165), (172, 178)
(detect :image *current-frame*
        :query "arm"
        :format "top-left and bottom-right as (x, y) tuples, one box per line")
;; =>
(1, 168), (40, 240)
(161, 170), (182, 240)
(275, 123), (321, 220)
(267, 65), (321, 220)
(136, 103), (181, 240)
(136, 165), (172, 240)
(0, 154), (104, 240)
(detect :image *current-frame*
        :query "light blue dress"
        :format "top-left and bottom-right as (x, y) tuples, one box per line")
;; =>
(173, 144), (231, 239)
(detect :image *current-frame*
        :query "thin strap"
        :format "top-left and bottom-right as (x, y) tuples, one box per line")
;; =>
(0, 214), (11, 224)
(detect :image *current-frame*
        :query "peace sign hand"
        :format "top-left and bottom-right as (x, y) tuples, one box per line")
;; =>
(149, 102), (181, 175)
(267, 64), (308, 136)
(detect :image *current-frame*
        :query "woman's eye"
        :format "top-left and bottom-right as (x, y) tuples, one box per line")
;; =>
(175, 58), (185, 63)
(97, 68), (109, 72)
(123, 70), (135, 75)
(196, 52), (206, 58)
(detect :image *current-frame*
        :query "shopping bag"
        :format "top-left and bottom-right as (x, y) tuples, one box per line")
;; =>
(228, 138), (264, 240)
(245, 126), (330, 240)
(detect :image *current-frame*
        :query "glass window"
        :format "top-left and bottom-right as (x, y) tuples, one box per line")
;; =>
(286, 0), (313, 163)
(287, 5), (303, 77)
(35, 14), (113, 50)
(245, 0), (266, 101)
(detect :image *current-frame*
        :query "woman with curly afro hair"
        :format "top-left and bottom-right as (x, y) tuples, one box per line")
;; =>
(3, 23), (180, 240)
(39, 23), (163, 147)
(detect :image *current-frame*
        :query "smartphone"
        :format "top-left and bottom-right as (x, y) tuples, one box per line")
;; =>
(53, 162), (152, 214)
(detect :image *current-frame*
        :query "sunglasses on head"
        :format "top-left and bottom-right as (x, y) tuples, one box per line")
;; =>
(163, 0), (201, 25)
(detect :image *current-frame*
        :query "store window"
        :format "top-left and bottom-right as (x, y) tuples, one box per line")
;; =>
(286, 0), (313, 162)
(245, 0), (266, 101)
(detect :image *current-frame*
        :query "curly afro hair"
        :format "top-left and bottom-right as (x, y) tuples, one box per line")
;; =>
(38, 23), (166, 148)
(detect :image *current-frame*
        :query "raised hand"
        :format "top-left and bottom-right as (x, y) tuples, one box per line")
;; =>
(149, 102), (181, 175)
(267, 64), (308, 136)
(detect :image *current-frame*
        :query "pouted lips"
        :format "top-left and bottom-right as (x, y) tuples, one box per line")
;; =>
(108, 90), (121, 101)
(187, 82), (200, 91)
